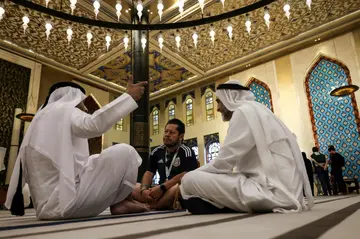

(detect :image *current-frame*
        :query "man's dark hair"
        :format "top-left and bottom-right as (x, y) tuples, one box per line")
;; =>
(312, 147), (319, 152)
(166, 118), (185, 135)
(328, 145), (336, 151)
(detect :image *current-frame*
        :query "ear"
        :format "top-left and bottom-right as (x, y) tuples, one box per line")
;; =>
(179, 134), (184, 141)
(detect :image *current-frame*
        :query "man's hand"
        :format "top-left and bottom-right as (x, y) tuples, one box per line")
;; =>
(141, 189), (153, 203)
(149, 186), (164, 202)
(126, 76), (148, 101)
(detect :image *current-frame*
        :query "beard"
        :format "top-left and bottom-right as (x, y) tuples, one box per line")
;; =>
(221, 111), (233, 122)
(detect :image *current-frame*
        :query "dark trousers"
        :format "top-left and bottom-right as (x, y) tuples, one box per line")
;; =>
(317, 171), (331, 195)
(332, 170), (347, 194)
(180, 197), (236, 214)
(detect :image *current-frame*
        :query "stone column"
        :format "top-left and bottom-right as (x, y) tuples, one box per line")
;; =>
(130, 11), (150, 182)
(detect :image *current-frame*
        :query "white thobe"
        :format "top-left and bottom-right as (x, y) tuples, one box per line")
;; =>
(6, 93), (141, 219)
(180, 105), (312, 213)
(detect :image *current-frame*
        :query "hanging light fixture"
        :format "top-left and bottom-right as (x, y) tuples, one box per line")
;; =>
(227, 20), (233, 40)
(175, 30), (181, 51)
(22, 15), (30, 33)
(264, 6), (270, 29)
(306, 0), (312, 10)
(178, 0), (185, 18)
(45, 21), (52, 40)
(123, 32), (129, 51)
(220, 0), (225, 9)
(0, 5), (4, 21)
(105, 33), (111, 51)
(192, 31), (198, 49)
(283, 2), (290, 20)
(158, 32), (164, 52)
(70, 0), (77, 15)
(209, 24), (215, 46)
(245, 14), (251, 34)
(141, 32), (147, 53)
(66, 26), (73, 44)
(115, 0), (122, 22)
(93, 0), (100, 20)
(86, 31), (93, 48)
(157, 0), (164, 21)
(136, 0), (143, 21)
(45, 0), (50, 8)
(198, 0), (205, 14)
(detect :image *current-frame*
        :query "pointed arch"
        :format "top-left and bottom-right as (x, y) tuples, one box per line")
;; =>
(305, 55), (360, 180)
(246, 77), (274, 112)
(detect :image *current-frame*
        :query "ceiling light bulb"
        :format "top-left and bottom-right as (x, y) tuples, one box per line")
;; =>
(283, 3), (290, 20)
(93, 0), (100, 20)
(175, 35), (181, 51)
(137, 0), (143, 21)
(66, 27), (73, 44)
(123, 33), (129, 51)
(105, 34), (111, 51)
(227, 24), (233, 40)
(115, 1), (122, 21)
(45, 0), (50, 8)
(264, 7), (270, 29)
(245, 17), (251, 34)
(86, 31), (93, 48)
(157, 0), (164, 21)
(0, 7), (4, 21)
(45, 22), (52, 40)
(141, 34), (147, 53)
(192, 32), (198, 48)
(22, 15), (30, 33)
(209, 28), (215, 46)
(220, 0), (225, 8)
(158, 34), (164, 52)
(178, 0), (184, 18)
(306, 0), (312, 10)
(70, 0), (77, 15)
(198, 0), (205, 14)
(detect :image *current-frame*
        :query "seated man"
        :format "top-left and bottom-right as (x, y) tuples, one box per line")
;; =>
(6, 78), (149, 219)
(179, 80), (314, 214)
(133, 119), (198, 210)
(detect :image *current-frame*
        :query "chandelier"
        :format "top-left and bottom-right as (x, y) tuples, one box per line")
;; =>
(0, 0), (313, 52)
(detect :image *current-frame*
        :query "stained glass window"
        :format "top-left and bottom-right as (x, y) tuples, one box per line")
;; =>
(206, 142), (220, 164)
(247, 79), (273, 111)
(152, 109), (159, 135)
(168, 103), (175, 120)
(115, 118), (124, 131)
(186, 98), (194, 126)
(205, 91), (215, 121)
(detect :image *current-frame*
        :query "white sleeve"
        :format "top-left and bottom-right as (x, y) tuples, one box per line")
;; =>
(71, 93), (138, 138)
(197, 109), (255, 173)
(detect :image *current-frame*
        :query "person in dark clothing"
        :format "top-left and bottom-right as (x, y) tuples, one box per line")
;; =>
(328, 145), (347, 195)
(302, 152), (314, 196)
(311, 147), (332, 196)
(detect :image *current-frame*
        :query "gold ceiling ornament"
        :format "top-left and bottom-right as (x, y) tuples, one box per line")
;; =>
(330, 85), (359, 97)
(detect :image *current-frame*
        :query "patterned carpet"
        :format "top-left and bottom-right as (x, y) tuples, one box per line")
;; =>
(0, 195), (359, 239)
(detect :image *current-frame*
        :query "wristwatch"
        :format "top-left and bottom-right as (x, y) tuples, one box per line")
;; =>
(160, 184), (167, 193)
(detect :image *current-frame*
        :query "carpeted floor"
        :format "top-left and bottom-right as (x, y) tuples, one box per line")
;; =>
(0, 195), (359, 239)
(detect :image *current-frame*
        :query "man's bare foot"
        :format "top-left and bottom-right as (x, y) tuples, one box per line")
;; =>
(110, 200), (150, 215)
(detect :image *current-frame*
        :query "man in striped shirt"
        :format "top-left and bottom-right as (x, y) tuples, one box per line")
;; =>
(132, 119), (198, 210)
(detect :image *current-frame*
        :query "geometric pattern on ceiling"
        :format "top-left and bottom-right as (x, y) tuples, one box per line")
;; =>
(91, 50), (194, 93)
(154, 0), (360, 71)
(306, 57), (360, 181)
(0, 0), (124, 69)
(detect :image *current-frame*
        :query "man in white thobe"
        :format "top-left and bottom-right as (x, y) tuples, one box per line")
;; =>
(5, 79), (148, 219)
(180, 80), (314, 214)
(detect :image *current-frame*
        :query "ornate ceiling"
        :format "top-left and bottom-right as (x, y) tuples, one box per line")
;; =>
(0, 0), (360, 95)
